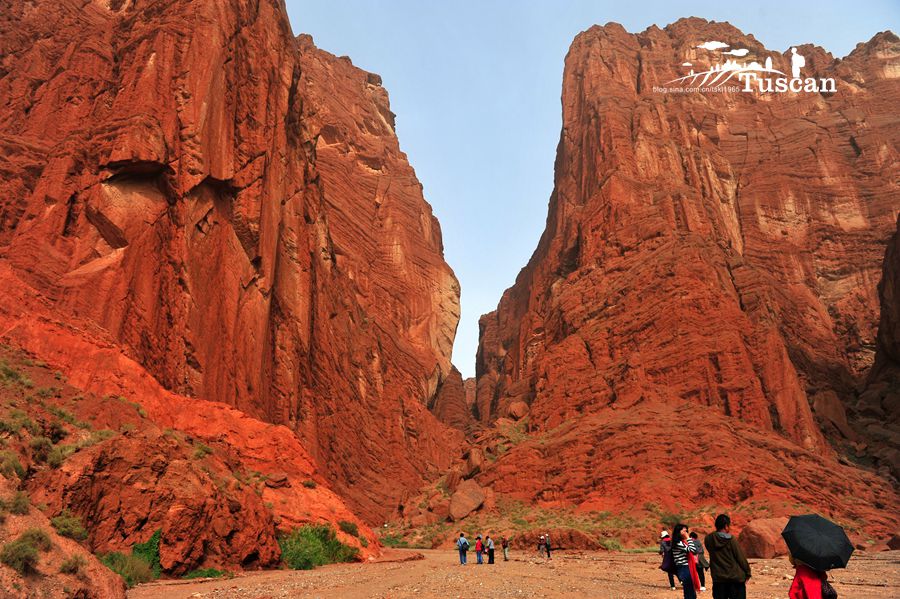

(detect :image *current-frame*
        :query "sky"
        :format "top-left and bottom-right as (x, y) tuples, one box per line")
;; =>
(286, 1), (900, 378)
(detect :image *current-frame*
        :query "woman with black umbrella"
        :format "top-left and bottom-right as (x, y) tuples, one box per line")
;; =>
(783, 514), (849, 599)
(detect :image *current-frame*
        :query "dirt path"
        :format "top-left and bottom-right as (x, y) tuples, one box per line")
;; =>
(128, 549), (899, 599)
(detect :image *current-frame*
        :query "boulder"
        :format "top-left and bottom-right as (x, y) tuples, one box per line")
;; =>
(739, 517), (790, 558)
(507, 401), (529, 420)
(449, 479), (485, 521)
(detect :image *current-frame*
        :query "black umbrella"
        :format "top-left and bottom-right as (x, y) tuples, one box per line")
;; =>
(781, 514), (854, 571)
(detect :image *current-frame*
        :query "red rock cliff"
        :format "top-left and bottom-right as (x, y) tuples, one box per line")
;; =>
(0, 0), (460, 523)
(475, 19), (899, 528)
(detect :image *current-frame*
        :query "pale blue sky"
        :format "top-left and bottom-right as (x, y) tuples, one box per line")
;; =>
(286, 1), (899, 378)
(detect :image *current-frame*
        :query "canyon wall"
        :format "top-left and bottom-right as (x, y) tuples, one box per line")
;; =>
(475, 19), (899, 524)
(0, 0), (460, 523)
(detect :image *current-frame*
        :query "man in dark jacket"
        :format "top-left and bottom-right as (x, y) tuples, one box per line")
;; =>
(704, 514), (751, 599)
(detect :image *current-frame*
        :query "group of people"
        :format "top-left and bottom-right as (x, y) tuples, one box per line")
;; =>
(659, 514), (838, 599)
(456, 533), (512, 564)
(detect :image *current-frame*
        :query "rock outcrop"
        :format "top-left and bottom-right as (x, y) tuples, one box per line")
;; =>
(0, 0), (460, 524)
(739, 517), (790, 559)
(475, 19), (899, 534)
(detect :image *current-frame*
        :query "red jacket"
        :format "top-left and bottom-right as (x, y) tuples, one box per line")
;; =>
(788, 564), (824, 599)
(475, 540), (483, 552)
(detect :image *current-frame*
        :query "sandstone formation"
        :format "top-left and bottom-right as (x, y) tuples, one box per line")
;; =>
(429, 366), (475, 432)
(0, 0), (460, 526)
(738, 517), (790, 559)
(448, 479), (485, 521)
(475, 19), (899, 534)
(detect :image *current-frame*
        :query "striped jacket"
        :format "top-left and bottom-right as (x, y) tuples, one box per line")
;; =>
(673, 539), (699, 566)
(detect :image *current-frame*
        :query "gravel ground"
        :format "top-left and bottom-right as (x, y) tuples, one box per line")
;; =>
(127, 549), (900, 599)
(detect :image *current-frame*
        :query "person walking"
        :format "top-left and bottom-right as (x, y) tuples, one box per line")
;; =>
(704, 514), (751, 599)
(660, 530), (678, 590)
(486, 535), (495, 564)
(672, 524), (701, 599)
(545, 533), (552, 560)
(788, 554), (833, 599)
(475, 535), (484, 565)
(537, 535), (546, 558)
(456, 533), (469, 565)
(690, 531), (709, 591)
(501, 536), (510, 561)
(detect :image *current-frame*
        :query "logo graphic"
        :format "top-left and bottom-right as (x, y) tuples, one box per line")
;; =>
(653, 41), (835, 95)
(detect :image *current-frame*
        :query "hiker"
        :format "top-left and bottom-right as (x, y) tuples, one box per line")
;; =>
(704, 514), (751, 599)
(475, 535), (484, 564)
(690, 532), (709, 591)
(501, 536), (510, 561)
(486, 535), (495, 564)
(537, 534), (546, 558)
(457, 533), (469, 565)
(660, 530), (678, 590)
(672, 524), (701, 599)
(545, 533), (552, 560)
(788, 554), (833, 599)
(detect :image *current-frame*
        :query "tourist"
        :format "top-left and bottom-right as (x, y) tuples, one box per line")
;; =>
(501, 536), (510, 561)
(475, 535), (484, 564)
(457, 533), (469, 565)
(704, 514), (751, 599)
(672, 523), (701, 599)
(486, 535), (495, 564)
(788, 554), (831, 599)
(545, 533), (552, 560)
(660, 530), (677, 590)
(538, 534), (546, 558)
(690, 531), (709, 591)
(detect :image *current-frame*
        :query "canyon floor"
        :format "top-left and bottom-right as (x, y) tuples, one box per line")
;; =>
(127, 549), (900, 599)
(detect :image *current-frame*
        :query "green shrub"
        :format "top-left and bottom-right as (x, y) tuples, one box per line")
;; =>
(59, 554), (86, 575)
(100, 552), (154, 588)
(0, 450), (25, 478)
(379, 533), (409, 548)
(301, 480), (317, 489)
(47, 420), (67, 443)
(279, 525), (359, 570)
(192, 443), (212, 459)
(9, 491), (30, 515)
(51, 510), (87, 541)
(29, 436), (52, 462)
(183, 567), (227, 579)
(600, 537), (623, 551)
(360, 536), (369, 548)
(47, 444), (75, 469)
(0, 361), (23, 384)
(132, 529), (161, 577)
(19, 529), (51, 552)
(0, 538), (39, 574)
(338, 520), (359, 537)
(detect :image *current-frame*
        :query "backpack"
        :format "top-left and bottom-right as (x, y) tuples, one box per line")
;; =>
(821, 578), (838, 599)
(458, 538), (469, 551)
(659, 547), (676, 574)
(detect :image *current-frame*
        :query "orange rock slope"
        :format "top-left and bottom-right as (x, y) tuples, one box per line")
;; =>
(0, 0), (461, 531)
(475, 19), (899, 534)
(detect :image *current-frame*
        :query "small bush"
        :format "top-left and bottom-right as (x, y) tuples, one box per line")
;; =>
(47, 444), (75, 469)
(59, 554), (86, 575)
(279, 525), (359, 570)
(192, 443), (212, 459)
(20, 529), (51, 552)
(338, 520), (359, 537)
(29, 436), (53, 462)
(360, 537), (369, 548)
(379, 533), (409, 548)
(600, 537), (623, 551)
(132, 529), (161, 577)
(9, 410), (39, 436)
(0, 538), (39, 575)
(47, 420), (67, 443)
(0, 450), (25, 478)
(51, 510), (88, 541)
(100, 552), (154, 588)
(183, 567), (227, 579)
(9, 491), (30, 515)
(301, 480), (317, 489)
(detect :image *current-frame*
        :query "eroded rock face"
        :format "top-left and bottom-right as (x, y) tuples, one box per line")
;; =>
(0, 0), (460, 522)
(738, 517), (790, 559)
(475, 19), (899, 531)
(429, 366), (474, 431)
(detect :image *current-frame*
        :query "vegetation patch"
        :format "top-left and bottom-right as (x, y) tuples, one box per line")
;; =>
(183, 567), (228, 579)
(338, 520), (359, 537)
(0, 450), (25, 478)
(51, 510), (88, 541)
(301, 479), (317, 489)
(279, 524), (359, 570)
(379, 533), (410, 548)
(59, 554), (86, 575)
(100, 529), (162, 587)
